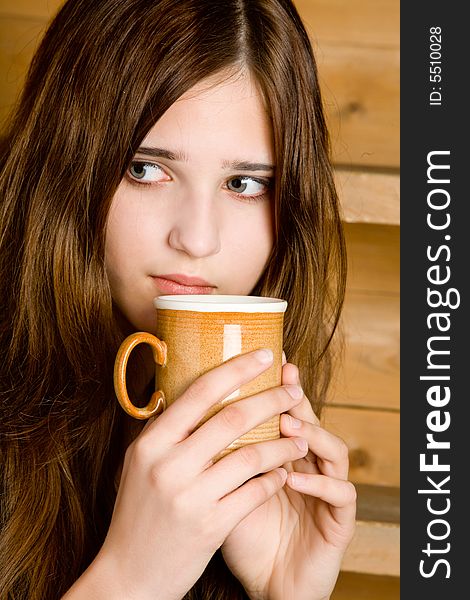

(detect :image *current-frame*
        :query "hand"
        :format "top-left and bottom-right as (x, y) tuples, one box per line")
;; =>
(221, 360), (357, 600)
(64, 349), (307, 600)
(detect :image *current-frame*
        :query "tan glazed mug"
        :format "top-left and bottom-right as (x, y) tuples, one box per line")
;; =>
(114, 295), (287, 459)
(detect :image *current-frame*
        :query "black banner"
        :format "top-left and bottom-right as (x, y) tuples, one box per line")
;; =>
(401, 3), (467, 596)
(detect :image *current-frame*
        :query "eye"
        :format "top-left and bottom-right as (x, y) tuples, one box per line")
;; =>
(127, 161), (168, 184)
(226, 176), (270, 197)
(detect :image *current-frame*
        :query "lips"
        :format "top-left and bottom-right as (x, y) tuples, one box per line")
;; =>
(152, 273), (216, 295)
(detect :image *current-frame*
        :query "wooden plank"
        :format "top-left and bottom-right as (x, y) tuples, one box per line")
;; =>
(355, 483), (399, 524)
(317, 43), (400, 168)
(0, 0), (62, 20)
(332, 291), (399, 410)
(332, 571), (399, 600)
(322, 406), (400, 487)
(345, 223), (400, 294)
(341, 519), (400, 576)
(0, 16), (47, 128)
(331, 224), (400, 411)
(336, 168), (400, 225)
(295, 0), (399, 47)
(338, 485), (400, 577)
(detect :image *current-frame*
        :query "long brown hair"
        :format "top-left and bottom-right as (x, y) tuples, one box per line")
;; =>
(0, 0), (346, 598)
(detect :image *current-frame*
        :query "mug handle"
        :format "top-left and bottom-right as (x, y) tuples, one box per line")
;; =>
(114, 332), (168, 420)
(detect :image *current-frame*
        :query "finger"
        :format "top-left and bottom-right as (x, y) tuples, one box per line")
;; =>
(287, 472), (357, 511)
(181, 384), (304, 471)
(280, 414), (349, 479)
(201, 436), (308, 498)
(143, 348), (275, 445)
(281, 361), (298, 385)
(219, 467), (288, 528)
(281, 363), (319, 425)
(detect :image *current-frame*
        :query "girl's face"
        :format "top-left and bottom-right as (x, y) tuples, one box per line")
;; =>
(105, 71), (275, 333)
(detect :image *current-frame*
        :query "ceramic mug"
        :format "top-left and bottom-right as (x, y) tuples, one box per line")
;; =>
(114, 295), (287, 459)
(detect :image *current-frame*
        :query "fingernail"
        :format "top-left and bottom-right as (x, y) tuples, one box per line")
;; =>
(286, 385), (303, 400)
(294, 438), (308, 452)
(255, 348), (274, 364)
(289, 415), (302, 429)
(282, 351), (287, 365)
(288, 472), (308, 489)
(275, 467), (288, 484)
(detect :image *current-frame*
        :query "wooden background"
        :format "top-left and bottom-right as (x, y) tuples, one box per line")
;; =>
(0, 1), (400, 597)
(294, 2), (400, 597)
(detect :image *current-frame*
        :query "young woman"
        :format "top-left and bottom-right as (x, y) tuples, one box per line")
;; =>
(0, 1), (356, 598)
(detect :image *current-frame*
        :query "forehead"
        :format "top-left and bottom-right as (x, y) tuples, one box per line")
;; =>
(177, 69), (265, 106)
(140, 70), (274, 163)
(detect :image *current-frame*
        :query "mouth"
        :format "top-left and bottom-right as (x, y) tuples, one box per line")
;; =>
(151, 274), (217, 295)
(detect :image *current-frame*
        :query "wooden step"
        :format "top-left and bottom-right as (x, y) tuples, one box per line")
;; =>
(336, 168), (400, 225)
(341, 484), (400, 577)
(332, 572), (399, 600)
(322, 407), (400, 487)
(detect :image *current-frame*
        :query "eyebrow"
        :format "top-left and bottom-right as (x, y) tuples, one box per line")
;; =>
(222, 159), (275, 172)
(136, 146), (275, 172)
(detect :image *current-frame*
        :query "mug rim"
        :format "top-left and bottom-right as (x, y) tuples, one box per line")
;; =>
(154, 294), (288, 313)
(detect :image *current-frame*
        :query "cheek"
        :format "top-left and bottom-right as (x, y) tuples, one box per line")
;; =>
(105, 192), (147, 299)
(105, 187), (158, 265)
(105, 211), (133, 281)
(225, 204), (274, 273)
(247, 202), (274, 255)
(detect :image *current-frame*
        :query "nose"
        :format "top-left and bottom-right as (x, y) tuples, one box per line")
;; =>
(168, 195), (221, 258)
